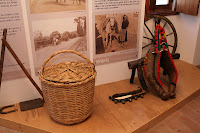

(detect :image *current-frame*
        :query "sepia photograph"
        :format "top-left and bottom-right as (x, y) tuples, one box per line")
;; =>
(95, 12), (138, 55)
(30, 0), (86, 14)
(32, 16), (87, 70)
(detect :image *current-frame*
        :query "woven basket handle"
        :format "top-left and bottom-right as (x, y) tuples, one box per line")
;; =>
(41, 50), (95, 74)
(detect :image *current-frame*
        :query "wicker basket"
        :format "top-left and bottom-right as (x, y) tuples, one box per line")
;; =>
(39, 50), (96, 125)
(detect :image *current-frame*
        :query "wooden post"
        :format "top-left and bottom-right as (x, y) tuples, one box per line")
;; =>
(0, 29), (7, 90)
(145, 0), (150, 21)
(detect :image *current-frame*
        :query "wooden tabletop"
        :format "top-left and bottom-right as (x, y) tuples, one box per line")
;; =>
(0, 60), (200, 133)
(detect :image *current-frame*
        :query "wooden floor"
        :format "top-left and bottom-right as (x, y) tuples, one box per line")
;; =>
(0, 126), (21, 133)
(146, 95), (200, 133)
(0, 60), (200, 133)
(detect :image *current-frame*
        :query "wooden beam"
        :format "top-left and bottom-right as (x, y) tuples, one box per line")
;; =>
(145, 0), (150, 21)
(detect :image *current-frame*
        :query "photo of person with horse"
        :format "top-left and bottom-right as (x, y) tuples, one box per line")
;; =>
(95, 12), (138, 54)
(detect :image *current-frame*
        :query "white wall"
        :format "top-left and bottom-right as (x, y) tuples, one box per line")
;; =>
(167, 9), (200, 64)
(193, 24), (200, 66)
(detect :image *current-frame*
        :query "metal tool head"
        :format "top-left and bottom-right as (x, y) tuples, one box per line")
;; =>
(0, 105), (17, 114)
(19, 98), (44, 111)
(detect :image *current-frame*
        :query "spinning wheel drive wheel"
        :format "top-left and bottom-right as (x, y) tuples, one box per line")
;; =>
(143, 15), (177, 53)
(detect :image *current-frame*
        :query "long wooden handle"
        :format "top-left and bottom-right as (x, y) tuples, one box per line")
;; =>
(0, 29), (7, 90)
(1, 38), (43, 97)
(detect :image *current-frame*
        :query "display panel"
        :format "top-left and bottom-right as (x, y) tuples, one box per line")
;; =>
(26, 0), (89, 74)
(93, 0), (141, 65)
(0, 0), (30, 80)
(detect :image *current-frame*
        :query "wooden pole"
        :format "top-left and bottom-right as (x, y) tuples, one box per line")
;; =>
(0, 29), (7, 90)
(145, 0), (150, 22)
(1, 38), (43, 97)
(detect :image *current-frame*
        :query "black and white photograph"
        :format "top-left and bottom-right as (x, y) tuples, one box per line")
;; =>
(30, 0), (86, 14)
(95, 12), (138, 55)
(32, 16), (87, 70)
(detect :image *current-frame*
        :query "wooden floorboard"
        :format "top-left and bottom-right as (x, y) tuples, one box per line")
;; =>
(0, 60), (200, 133)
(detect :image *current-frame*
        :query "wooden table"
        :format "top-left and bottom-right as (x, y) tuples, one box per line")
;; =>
(0, 60), (200, 133)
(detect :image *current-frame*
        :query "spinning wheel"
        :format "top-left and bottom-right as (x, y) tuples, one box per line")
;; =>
(143, 15), (177, 53)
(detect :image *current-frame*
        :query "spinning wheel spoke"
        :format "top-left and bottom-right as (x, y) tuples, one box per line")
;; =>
(143, 36), (153, 41)
(154, 17), (157, 29)
(166, 32), (174, 37)
(142, 43), (154, 49)
(168, 44), (174, 47)
(163, 21), (167, 28)
(144, 22), (154, 38)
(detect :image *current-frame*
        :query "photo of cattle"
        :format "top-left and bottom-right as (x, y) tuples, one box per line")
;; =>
(32, 16), (87, 72)
(95, 12), (138, 54)
(30, 0), (86, 14)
